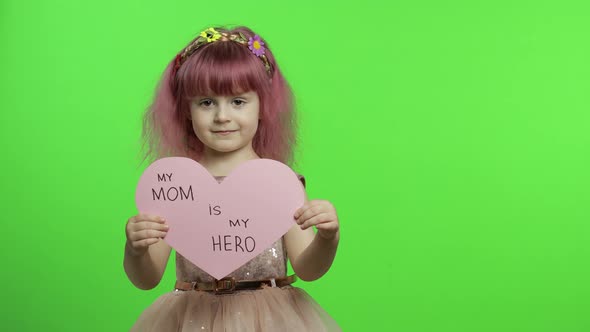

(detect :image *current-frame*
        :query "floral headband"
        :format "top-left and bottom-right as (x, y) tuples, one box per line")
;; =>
(172, 27), (273, 79)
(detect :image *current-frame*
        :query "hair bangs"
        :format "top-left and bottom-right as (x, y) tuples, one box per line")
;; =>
(179, 41), (270, 100)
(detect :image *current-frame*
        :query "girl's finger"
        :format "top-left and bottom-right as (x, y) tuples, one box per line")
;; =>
(136, 238), (160, 248)
(294, 203), (311, 219)
(134, 213), (167, 223)
(300, 212), (332, 230)
(136, 229), (168, 240)
(315, 220), (338, 231)
(132, 221), (170, 232)
(128, 225), (167, 240)
(296, 204), (326, 225)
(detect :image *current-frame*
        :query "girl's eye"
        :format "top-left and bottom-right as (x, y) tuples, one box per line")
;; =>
(196, 98), (245, 108)
(199, 100), (213, 107)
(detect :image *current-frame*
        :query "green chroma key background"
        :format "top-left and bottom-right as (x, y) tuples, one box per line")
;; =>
(1, 0), (589, 331)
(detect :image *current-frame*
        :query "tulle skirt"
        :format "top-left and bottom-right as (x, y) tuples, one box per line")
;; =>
(130, 285), (341, 331)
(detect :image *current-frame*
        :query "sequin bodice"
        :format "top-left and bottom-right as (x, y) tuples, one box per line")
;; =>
(176, 237), (287, 282)
(175, 176), (289, 282)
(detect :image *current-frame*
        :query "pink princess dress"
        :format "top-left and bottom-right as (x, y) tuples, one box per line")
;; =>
(130, 176), (341, 331)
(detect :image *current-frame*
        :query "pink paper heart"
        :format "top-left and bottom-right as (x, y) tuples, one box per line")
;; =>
(135, 157), (304, 279)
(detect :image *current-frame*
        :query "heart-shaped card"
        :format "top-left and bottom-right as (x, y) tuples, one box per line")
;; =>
(135, 157), (305, 279)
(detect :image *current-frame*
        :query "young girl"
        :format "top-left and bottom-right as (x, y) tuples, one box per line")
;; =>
(124, 26), (341, 331)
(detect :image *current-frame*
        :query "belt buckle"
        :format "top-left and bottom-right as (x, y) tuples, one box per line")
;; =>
(214, 277), (236, 294)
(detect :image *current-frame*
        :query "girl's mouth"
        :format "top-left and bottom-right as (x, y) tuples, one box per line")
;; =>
(212, 130), (236, 135)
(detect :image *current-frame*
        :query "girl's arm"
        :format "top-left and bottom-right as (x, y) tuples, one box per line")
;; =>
(124, 239), (172, 289)
(284, 192), (340, 281)
(124, 213), (173, 290)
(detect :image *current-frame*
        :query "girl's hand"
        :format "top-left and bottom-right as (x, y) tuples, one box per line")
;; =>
(125, 213), (169, 256)
(294, 200), (340, 240)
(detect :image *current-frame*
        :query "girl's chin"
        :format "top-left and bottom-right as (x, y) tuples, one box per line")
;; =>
(204, 144), (249, 154)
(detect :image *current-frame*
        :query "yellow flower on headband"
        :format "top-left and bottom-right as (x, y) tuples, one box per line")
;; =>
(200, 27), (221, 42)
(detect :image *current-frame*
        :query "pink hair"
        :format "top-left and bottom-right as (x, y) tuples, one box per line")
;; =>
(140, 26), (297, 166)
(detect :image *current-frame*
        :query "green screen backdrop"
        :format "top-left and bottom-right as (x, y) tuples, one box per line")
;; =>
(1, 0), (589, 331)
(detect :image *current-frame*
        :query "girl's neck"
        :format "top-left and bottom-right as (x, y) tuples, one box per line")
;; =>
(199, 146), (260, 177)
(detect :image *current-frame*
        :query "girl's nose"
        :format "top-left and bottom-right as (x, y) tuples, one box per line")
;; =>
(214, 106), (230, 123)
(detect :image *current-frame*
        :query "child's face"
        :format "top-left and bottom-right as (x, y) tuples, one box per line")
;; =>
(189, 91), (260, 155)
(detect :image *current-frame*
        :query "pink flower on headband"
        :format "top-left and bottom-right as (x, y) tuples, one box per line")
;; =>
(248, 35), (266, 57)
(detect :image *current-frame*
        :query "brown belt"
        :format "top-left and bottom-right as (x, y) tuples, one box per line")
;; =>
(174, 274), (297, 294)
